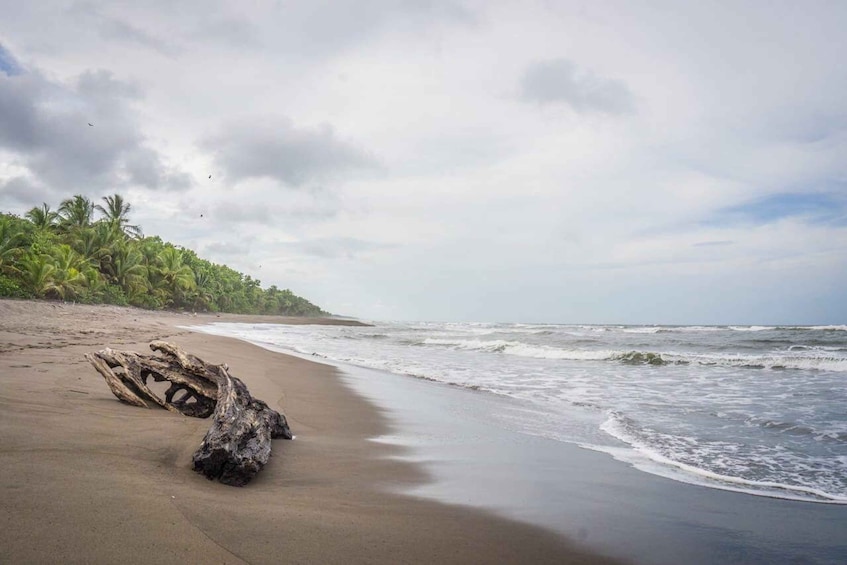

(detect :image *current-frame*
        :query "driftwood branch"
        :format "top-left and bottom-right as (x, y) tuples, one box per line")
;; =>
(85, 341), (292, 486)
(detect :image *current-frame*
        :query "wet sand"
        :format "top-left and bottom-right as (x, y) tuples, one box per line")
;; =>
(0, 300), (617, 564)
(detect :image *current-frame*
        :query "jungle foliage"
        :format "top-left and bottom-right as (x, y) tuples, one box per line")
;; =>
(0, 194), (327, 316)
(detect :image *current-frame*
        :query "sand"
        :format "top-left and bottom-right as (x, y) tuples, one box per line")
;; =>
(0, 300), (617, 564)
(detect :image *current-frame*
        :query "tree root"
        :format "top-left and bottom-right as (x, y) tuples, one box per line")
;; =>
(86, 341), (292, 486)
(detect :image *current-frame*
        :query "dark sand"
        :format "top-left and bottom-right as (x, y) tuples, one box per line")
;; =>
(331, 361), (847, 565)
(0, 300), (618, 564)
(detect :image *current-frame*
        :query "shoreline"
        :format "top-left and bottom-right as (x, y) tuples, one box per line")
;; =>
(191, 320), (847, 565)
(0, 300), (616, 563)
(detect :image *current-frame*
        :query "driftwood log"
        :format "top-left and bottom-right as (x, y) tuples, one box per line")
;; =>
(85, 341), (292, 486)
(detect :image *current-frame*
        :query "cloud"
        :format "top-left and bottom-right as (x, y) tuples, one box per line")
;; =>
(68, 2), (179, 57)
(0, 76), (39, 149)
(0, 50), (192, 202)
(259, 0), (472, 59)
(188, 16), (262, 49)
(123, 146), (193, 192)
(76, 68), (143, 101)
(3, 1), (846, 323)
(202, 116), (378, 187)
(202, 239), (253, 258)
(97, 17), (178, 57)
(692, 240), (734, 248)
(283, 236), (390, 259)
(0, 176), (53, 206)
(210, 194), (339, 225)
(519, 58), (636, 115)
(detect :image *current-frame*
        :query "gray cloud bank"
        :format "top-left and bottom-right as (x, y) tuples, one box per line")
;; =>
(0, 52), (189, 202)
(202, 117), (377, 188)
(520, 58), (636, 115)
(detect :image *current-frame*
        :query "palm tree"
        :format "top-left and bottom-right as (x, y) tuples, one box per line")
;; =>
(111, 244), (148, 294)
(71, 228), (106, 267)
(95, 194), (142, 239)
(186, 268), (217, 311)
(153, 246), (196, 307)
(137, 236), (165, 267)
(82, 266), (107, 299)
(18, 254), (59, 298)
(0, 216), (25, 269)
(58, 195), (94, 232)
(50, 245), (89, 299)
(25, 204), (59, 231)
(89, 221), (124, 278)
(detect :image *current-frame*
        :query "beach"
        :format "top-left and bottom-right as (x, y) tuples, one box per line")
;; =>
(0, 300), (615, 564)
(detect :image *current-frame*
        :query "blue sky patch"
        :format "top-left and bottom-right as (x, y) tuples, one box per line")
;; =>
(0, 43), (22, 76)
(710, 191), (847, 226)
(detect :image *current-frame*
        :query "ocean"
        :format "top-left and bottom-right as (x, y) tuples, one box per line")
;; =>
(190, 321), (847, 506)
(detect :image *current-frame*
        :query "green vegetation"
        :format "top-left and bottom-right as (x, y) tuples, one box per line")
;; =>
(0, 194), (327, 316)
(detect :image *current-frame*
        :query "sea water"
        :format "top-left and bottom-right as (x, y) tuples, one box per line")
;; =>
(192, 321), (847, 505)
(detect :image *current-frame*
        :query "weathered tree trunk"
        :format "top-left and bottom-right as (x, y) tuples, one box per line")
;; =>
(85, 341), (292, 486)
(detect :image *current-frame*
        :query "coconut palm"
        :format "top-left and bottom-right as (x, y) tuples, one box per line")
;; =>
(111, 244), (148, 294)
(71, 228), (106, 267)
(25, 204), (59, 231)
(2, 194), (327, 314)
(50, 245), (89, 299)
(153, 246), (196, 307)
(0, 216), (25, 269)
(185, 267), (217, 311)
(58, 195), (95, 232)
(18, 254), (59, 298)
(95, 194), (142, 239)
(89, 221), (125, 278)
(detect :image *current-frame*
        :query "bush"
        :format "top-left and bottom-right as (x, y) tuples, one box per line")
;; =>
(78, 284), (128, 306)
(100, 284), (129, 306)
(129, 291), (163, 310)
(0, 273), (30, 298)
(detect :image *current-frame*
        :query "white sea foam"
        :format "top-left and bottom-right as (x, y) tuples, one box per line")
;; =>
(420, 337), (847, 371)
(622, 327), (662, 334)
(422, 338), (615, 360)
(689, 353), (847, 372)
(597, 412), (847, 504)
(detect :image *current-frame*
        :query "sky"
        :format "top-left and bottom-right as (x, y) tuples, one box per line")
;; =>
(1, 0), (846, 324)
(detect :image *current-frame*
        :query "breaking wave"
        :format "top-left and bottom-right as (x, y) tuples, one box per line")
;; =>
(597, 411), (847, 504)
(420, 338), (847, 371)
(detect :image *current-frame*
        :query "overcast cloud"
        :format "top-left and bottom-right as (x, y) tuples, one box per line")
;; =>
(1, 0), (846, 324)
(202, 116), (377, 187)
(520, 58), (636, 115)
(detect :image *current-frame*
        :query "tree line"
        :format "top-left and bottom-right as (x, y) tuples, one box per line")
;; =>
(0, 194), (327, 316)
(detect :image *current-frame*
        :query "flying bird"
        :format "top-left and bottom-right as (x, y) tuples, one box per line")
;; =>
(88, 123), (94, 127)
(208, 175), (212, 179)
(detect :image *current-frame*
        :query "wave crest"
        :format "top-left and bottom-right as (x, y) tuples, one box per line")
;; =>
(613, 351), (686, 366)
(421, 338), (847, 371)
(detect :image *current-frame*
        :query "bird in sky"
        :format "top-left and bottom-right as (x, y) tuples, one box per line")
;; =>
(88, 123), (94, 126)
(208, 175), (212, 179)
